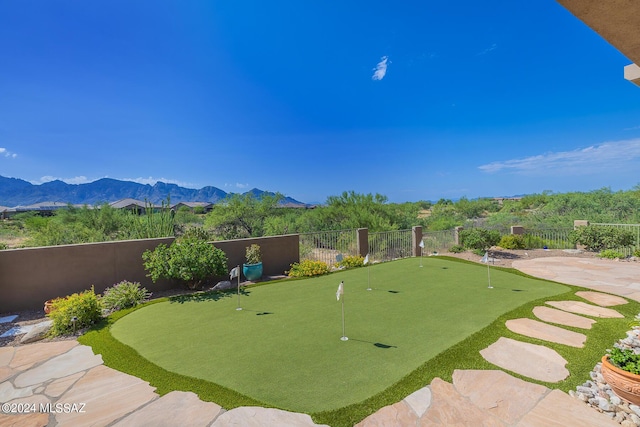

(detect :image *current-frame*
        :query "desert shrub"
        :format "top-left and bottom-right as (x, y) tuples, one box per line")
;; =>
(288, 260), (330, 277)
(449, 245), (465, 253)
(101, 281), (151, 312)
(459, 228), (501, 250)
(142, 236), (228, 289)
(498, 234), (526, 250)
(633, 248), (640, 258)
(0, 242), (7, 250)
(522, 234), (545, 249)
(336, 255), (365, 268)
(569, 225), (634, 252)
(245, 244), (262, 264)
(598, 249), (625, 259)
(472, 248), (486, 256)
(48, 287), (102, 336)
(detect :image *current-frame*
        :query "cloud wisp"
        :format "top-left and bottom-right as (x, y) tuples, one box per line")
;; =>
(371, 56), (389, 81)
(0, 148), (17, 159)
(477, 43), (497, 56)
(478, 139), (640, 175)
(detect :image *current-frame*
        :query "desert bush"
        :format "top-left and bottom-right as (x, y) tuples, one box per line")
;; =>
(336, 255), (365, 268)
(472, 248), (486, 256)
(498, 234), (526, 250)
(633, 248), (640, 258)
(48, 287), (102, 336)
(598, 249), (625, 259)
(288, 260), (330, 277)
(245, 244), (262, 264)
(569, 225), (634, 252)
(449, 245), (465, 253)
(459, 228), (501, 250)
(522, 234), (545, 249)
(142, 236), (228, 289)
(101, 281), (151, 312)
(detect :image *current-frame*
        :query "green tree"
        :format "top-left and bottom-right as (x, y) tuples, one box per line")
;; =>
(204, 193), (284, 239)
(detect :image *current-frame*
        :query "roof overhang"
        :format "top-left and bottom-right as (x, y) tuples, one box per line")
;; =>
(556, 0), (640, 87)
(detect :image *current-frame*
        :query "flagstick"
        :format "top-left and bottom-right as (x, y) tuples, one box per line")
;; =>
(341, 294), (348, 341)
(487, 254), (493, 289)
(420, 246), (423, 267)
(236, 265), (243, 310)
(366, 263), (371, 291)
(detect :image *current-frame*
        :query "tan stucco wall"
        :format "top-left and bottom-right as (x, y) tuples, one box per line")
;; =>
(0, 234), (300, 313)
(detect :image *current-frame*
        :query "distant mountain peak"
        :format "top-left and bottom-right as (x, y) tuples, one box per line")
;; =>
(0, 176), (309, 208)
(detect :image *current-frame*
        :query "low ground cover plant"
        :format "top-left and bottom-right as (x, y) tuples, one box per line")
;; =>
(48, 287), (102, 336)
(598, 249), (626, 259)
(336, 255), (365, 268)
(608, 347), (640, 375)
(448, 244), (465, 253)
(287, 260), (330, 277)
(101, 281), (151, 313)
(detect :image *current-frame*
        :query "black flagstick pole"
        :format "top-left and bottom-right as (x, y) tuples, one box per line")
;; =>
(236, 265), (243, 310)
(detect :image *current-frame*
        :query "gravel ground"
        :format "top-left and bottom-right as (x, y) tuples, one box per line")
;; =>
(0, 249), (616, 348)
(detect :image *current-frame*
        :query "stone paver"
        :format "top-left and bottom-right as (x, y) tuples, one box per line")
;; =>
(55, 364), (158, 426)
(575, 291), (628, 306)
(44, 371), (85, 398)
(532, 306), (595, 329)
(211, 406), (330, 427)
(517, 389), (620, 427)
(420, 378), (505, 426)
(546, 300), (624, 318)
(355, 400), (418, 427)
(506, 318), (586, 347)
(513, 257), (640, 302)
(403, 386), (432, 418)
(113, 390), (223, 427)
(10, 340), (77, 371)
(14, 344), (101, 388)
(480, 337), (569, 382)
(452, 370), (549, 425)
(0, 346), (14, 367)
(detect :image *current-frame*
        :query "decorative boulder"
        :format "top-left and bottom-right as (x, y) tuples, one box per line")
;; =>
(212, 281), (237, 291)
(20, 320), (53, 344)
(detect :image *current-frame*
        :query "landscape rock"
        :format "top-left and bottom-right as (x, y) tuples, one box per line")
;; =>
(212, 281), (237, 291)
(20, 321), (53, 344)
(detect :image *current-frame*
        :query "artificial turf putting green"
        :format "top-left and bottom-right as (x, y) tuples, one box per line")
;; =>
(111, 257), (568, 413)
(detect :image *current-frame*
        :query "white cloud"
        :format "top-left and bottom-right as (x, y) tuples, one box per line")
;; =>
(125, 176), (196, 188)
(371, 56), (389, 81)
(478, 139), (640, 175)
(477, 43), (497, 56)
(224, 182), (249, 189)
(0, 148), (17, 158)
(36, 176), (91, 185)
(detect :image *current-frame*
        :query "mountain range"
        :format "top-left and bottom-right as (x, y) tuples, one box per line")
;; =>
(0, 176), (309, 208)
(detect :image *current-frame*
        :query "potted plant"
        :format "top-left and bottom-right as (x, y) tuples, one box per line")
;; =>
(601, 347), (640, 405)
(242, 244), (263, 281)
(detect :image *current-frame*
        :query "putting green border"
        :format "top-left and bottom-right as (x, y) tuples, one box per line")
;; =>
(78, 257), (640, 427)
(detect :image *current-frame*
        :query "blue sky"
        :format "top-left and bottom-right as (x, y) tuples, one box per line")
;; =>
(1, 1), (639, 203)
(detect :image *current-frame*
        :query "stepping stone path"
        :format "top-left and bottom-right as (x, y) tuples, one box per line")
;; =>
(505, 318), (586, 348)
(532, 306), (595, 329)
(575, 291), (628, 307)
(546, 300), (624, 318)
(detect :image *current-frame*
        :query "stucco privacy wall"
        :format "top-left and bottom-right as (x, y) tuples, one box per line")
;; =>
(0, 234), (300, 313)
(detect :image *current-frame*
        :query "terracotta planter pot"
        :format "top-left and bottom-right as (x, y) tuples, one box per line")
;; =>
(601, 355), (640, 405)
(44, 299), (55, 314)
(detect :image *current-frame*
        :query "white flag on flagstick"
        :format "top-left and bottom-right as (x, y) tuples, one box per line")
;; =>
(336, 281), (344, 301)
(363, 254), (369, 265)
(419, 240), (425, 248)
(480, 252), (488, 264)
(230, 266), (239, 279)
